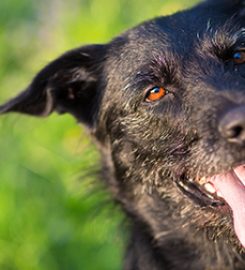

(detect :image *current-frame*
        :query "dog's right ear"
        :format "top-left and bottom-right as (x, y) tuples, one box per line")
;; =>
(0, 44), (108, 127)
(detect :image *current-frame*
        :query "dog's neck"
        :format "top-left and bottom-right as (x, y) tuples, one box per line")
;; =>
(124, 221), (245, 270)
(99, 143), (245, 269)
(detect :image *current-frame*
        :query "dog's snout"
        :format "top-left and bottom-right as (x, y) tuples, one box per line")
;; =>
(218, 106), (245, 145)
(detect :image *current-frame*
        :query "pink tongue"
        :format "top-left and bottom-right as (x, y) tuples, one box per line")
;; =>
(233, 166), (245, 186)
(210, 168), (245, 248)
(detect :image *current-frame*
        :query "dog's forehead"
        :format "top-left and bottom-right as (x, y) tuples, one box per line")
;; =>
(106, 2), (245, 84)
(124, 5), (244, 55)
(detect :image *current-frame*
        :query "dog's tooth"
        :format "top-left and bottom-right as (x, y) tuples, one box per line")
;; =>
(199, 177), (207, 185)
(217, 191), (223, 198)
(204, 183), (216, 194)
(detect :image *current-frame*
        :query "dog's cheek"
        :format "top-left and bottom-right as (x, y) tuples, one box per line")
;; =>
(237, 64), (245, 78)
(122, 110), (178, 141)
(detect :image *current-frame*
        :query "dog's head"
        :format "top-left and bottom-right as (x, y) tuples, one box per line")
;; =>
(1, 0), (245, 255)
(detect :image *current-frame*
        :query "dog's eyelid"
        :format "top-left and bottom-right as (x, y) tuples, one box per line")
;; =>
(232, 47), (245, 53)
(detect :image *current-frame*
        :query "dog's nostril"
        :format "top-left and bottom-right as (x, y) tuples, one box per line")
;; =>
(225, 126), (243, 139)
(219, 106), (245, 145)
(226, 126), (243, 139)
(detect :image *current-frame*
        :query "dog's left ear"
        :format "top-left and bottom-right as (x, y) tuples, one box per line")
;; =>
(0, 44), (108, 127)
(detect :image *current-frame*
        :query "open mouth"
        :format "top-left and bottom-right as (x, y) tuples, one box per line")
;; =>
(177, 165), (245, 248)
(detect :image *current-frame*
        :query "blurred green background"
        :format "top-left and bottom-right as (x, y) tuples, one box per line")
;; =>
(0, 1), (198, 269)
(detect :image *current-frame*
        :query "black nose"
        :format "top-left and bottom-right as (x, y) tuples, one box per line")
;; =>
(218, 106), (245, 145)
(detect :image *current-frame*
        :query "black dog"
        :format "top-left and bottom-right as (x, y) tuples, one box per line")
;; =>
(1, 0), (245, 269)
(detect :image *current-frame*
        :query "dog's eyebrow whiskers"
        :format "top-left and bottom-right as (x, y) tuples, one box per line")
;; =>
(196, 32), (201, 42)
(206, 19), (213, 32)
(194, 20), (245, 62)
(154, 230), (175, 240)
(133, 63), (177, 90)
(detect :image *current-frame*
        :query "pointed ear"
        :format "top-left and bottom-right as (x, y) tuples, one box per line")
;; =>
(0, 44), (108, 127)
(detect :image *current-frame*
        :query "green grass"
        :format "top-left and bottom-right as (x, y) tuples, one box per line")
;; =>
(0, 1), (198, 269)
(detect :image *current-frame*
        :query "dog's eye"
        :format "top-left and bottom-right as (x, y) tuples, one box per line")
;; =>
(145, 86), (167, 102)
(232, 51), (245, 64)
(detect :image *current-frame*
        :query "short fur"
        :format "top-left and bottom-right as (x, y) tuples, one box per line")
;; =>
(1, 0), (245, 269)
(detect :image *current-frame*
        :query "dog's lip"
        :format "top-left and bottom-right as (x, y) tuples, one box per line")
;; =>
(179, 165), (245, 248)
(177, 175), (225, 208)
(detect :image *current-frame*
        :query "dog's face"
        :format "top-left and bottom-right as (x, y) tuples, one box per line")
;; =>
(1, 0), (245, 254)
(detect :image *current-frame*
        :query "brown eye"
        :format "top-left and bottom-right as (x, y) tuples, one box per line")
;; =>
(232, 51), (245, 64)
(145, 86), (167, 102)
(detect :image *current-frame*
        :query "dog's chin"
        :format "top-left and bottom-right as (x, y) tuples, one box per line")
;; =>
(177, 165), (245, 249)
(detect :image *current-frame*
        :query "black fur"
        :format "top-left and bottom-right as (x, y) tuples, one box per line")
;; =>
(1, 0), (245, 269)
